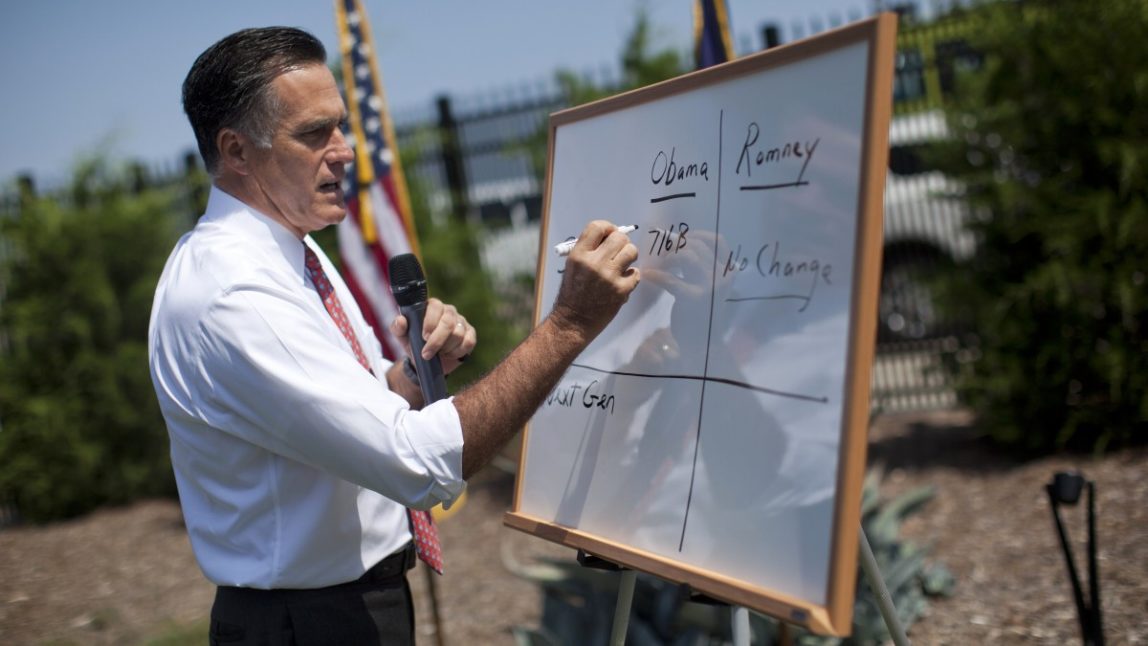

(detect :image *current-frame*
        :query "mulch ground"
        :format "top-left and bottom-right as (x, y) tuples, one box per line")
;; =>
(1, 409), (1145, 645)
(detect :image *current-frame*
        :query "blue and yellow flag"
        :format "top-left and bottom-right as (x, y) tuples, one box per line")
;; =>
(693, 0), (735, 69)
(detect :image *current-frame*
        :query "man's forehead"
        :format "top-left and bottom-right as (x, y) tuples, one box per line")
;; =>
(271, 66), (346, 121)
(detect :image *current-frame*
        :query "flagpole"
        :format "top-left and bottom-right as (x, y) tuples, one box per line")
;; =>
(333, 5), (446, 643)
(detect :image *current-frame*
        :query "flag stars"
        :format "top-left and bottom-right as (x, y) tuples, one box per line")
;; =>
(365, 117), (380, 133)
(355, 63), (370, 80)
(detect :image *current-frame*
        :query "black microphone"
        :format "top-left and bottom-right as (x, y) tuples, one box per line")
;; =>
(389, 253), (448, 404)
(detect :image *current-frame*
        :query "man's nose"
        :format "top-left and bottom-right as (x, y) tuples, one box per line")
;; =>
(329, 128), (354, 163)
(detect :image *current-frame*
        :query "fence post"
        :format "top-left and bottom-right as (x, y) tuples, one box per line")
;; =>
(129, 161), (148, 195)
(436, 94), (470, 222)
(17, 174), (36, 200)
(183, 151), (207, 219)
(762, 23), (782, 50)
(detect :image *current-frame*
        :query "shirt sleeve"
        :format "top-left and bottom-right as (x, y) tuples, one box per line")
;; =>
(191, 277), (465, 510)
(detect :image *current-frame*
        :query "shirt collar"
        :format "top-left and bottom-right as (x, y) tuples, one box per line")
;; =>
(203, 186), (310, 286)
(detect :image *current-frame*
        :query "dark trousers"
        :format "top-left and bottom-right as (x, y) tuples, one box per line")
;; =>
(210, 543), (417, 646)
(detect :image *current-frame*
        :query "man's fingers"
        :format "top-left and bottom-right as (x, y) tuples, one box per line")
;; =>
(390, 314), (408, 338)
(439, 315), (471, 355)
(421, 305), (465, 359)
(444, 324), (478, 363)
(571, 220), (616, 256)
(421, 298), (444, 339)
(621, 266), (641, 293)
(397, 296), (476, 373)
(612, 236), (640, 269)
(389, 315), (413, 358)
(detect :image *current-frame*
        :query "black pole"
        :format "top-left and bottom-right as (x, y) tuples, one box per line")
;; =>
(761, 23), (781, 50)
(17, 173), (35, 198)
(1086, 482), (1104, 645)
(1046, 485), (1091, 645)
(129, 161), (148, 195)
(435, 94), (469, 222)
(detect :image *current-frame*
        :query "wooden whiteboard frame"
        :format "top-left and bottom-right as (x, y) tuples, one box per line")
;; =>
(504, 14), (898, 636)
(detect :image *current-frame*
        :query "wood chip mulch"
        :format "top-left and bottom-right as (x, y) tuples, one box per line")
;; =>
(1, 409), (1144, 645)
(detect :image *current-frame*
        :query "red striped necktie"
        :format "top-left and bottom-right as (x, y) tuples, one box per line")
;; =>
(304, 246), (444, 575)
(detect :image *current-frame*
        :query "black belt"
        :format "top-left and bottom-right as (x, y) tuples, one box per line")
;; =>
(216, 542), (416, 599)
(356, 541), (417, 584)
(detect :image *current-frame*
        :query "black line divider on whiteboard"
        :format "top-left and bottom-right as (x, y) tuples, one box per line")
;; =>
(566, 362), (831, 404)
(679, 108), (723, 552)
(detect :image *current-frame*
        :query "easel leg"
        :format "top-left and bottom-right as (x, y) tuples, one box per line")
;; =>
(731, 606), (751, 646)
(859, 529), (911, 646)
(778, 622), (793, 646)
(423, 565), (447, 646)
(610, 569), (638, 646)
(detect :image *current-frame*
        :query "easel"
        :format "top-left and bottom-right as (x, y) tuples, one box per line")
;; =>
(582, 528), (910, 646)
(1046, 472), (1104, 645)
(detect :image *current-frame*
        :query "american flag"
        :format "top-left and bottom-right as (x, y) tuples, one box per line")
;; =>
(694, 0), (735, 69)
(334, 0), (418, 361)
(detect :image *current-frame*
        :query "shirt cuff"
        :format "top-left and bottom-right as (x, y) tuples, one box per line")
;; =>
(399, 396), (466, 508)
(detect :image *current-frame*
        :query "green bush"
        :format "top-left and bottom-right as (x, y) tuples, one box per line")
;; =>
(0, 161), (186, 521)
(933, 0), (1148, 453)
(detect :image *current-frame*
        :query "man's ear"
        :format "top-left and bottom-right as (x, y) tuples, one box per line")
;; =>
(216, 128), (251, 176)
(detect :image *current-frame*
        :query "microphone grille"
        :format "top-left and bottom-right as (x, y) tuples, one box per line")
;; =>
(389, 253), (427, 306)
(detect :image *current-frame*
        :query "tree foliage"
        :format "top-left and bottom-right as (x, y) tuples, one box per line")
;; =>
(934, 0), (1148, 452)
(0, 160), (189, 521)
(408, 164), (524, 389)
(559, 8), (686, 105)
(525, 10), (687, 182)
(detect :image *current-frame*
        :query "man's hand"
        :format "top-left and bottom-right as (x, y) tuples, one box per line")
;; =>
(550, 220), (642, 343)
(450, 219), (641, 477)
(389, 298), (477, 376)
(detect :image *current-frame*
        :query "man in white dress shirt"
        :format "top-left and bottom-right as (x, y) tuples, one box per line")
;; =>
(148, 27), (640, 645)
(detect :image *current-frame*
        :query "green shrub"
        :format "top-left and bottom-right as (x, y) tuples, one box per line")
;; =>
(0, 161), (185, 521)
(933, 0), (1148, 453)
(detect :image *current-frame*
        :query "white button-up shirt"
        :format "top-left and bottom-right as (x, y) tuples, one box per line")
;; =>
(148, 187), (465, 589)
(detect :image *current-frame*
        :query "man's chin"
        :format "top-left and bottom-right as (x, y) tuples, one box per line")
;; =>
(326, 207), (349, 228)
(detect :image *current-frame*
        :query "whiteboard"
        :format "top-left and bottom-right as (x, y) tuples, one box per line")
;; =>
(505, 15), (897, 636)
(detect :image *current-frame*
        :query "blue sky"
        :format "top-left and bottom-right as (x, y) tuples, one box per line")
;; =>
(0, 0), (897, 187)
